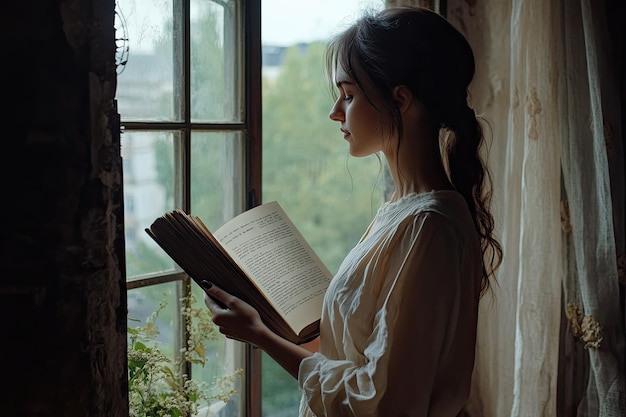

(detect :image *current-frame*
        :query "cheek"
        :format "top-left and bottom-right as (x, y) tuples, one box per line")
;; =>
(347, 105), (377, 128)
(376, 112), (396, 140)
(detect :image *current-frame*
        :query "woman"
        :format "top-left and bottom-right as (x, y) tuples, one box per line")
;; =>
(202, 6), (502, 416)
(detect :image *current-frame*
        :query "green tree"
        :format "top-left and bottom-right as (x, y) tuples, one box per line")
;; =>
(262, 42), (383, 274)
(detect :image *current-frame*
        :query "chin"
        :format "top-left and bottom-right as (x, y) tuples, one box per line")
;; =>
(349, 148), (376, 158)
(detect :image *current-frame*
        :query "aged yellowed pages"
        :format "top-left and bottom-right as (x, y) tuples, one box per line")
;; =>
(146, 201), (332, 344)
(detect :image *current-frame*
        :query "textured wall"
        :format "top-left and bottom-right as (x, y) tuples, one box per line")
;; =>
(0, 1), (127, 416)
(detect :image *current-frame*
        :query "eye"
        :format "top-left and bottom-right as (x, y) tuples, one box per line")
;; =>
(343, 94), (353, 102)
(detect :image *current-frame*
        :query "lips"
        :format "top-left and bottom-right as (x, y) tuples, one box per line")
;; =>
(341, 128), (350, 139)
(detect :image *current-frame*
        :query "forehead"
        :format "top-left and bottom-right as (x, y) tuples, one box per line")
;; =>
(333, 64), (353, 85)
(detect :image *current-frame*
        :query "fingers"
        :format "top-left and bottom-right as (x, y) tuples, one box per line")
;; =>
(199, 280), (268, 346)
(201, 280), (229, 311)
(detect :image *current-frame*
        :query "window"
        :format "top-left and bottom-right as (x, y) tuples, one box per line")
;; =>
(117, 0), (258, 416)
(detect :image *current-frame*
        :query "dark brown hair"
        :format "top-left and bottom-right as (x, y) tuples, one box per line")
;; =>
(326, 6), (502, 295)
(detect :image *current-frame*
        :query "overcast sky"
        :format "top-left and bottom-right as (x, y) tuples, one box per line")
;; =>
(261, 0), (384, 46)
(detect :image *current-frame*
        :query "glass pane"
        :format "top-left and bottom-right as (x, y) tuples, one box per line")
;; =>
(190, 131), (245, 229)
(127, 281), (180, 363)
(262, 352), (301, 416)
(190, 1), (242, 123)
(190, 284), (245, 416)
(261, 1), (385, 415)
(122, 131), (181, 278)
(116, 0), (180, 121)
(127, 283), (245, 416)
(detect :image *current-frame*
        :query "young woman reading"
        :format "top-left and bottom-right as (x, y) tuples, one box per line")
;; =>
(202, 6), (502, 417)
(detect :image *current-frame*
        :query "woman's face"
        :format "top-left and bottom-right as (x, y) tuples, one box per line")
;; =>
(328, 64), (388, 157)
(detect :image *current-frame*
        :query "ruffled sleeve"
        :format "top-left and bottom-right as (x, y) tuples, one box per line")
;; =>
(298, 211), (480, 417)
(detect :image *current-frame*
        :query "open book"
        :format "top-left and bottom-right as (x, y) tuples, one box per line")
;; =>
(145, 201), (332, 345)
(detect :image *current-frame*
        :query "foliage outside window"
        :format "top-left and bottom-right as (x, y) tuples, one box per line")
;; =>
(128, 293), (241, 417)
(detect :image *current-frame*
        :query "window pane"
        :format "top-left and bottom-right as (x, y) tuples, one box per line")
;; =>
(190, 284), (245, 416)
(190, 131), (245, 228)
(127, 282), (180, 361)
(116, 0), (180, 121)
(122, 131), (180, 278)
(191, 1), (242, 123)
(128, 281), (245, 415)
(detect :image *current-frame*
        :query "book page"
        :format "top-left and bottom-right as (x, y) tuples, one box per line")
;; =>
(214, 201), (331, 334)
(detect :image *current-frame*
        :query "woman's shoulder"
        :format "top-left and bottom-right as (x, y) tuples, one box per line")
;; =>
(376, 190), (477, 242)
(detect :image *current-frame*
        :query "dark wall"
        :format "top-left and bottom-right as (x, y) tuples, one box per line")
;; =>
(0, 1), (127, 416)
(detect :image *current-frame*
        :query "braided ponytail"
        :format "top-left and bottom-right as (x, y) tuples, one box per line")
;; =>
(444, 101), (502, 295)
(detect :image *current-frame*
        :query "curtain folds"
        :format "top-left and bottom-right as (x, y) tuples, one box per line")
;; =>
(444, 0), (626, 416)
(560, 1), (625, 415)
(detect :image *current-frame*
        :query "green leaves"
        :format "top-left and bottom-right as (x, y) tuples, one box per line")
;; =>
(127, 293), (241, 417)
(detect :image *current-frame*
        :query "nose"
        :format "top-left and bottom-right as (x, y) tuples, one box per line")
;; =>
(329, 99), (344, 122)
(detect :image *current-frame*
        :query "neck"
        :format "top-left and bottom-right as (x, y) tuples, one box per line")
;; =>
(380, 95), (453, 202)
(383, 130), (452, 202)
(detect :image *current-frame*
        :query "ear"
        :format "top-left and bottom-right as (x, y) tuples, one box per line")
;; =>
(392, 85), (414, 114)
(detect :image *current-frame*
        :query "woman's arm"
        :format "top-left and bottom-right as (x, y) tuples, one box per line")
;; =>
(202, 281), (313, 379)
(301, 336), (320, 353)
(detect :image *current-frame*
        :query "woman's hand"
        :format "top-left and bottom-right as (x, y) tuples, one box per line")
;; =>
(201, 280), (269, 347)
(201, 280), (315, 379)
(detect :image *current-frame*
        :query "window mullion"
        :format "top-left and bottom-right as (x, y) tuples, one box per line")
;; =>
(172, 0), (193, 390)
(244, 1), (262, 416)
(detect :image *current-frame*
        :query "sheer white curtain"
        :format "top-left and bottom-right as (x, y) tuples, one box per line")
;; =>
(444, 0), (626, 416)
(449, 1), (563, 415)
(559, 1), (625, 415)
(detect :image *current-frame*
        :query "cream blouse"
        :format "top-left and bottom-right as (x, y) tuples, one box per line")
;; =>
(298, 191), (482, 417)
